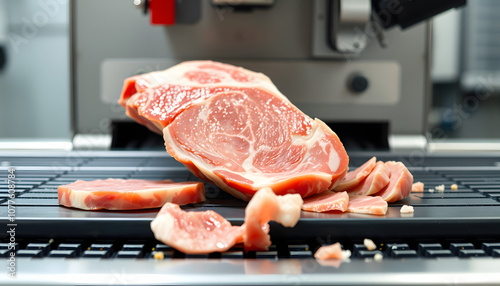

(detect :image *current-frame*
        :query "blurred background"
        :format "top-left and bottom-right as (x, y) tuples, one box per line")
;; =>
(0, 0), (498, 146)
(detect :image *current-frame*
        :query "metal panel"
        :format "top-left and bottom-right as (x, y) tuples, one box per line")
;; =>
(73, 0), (430, 136)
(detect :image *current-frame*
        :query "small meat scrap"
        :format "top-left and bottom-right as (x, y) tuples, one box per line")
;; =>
(400, 205), (414, 214)
(411, 182), (424, 192)
(435, 184), (445, 192)
(151, 203), (245, 254)
(244, 187), (303, 251)
(363, 239), (376, 251)
(336, 157), (377, 192)
(153, 251), (164, 260)
(58, 179), (205, 210)
(346, 161), (390, 196)
(347, 195), (388, 216)
(314, 242), (343, 260)
(301, 191), (349, 213)
(375, 161), (413, 202)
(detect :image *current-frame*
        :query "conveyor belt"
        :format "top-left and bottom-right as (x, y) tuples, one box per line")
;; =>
(1, 151), (500, 285)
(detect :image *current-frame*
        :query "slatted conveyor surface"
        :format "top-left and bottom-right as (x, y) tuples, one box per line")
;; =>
(1, 151), (500, 286)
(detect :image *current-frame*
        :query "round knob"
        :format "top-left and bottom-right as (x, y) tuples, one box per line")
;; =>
(348, 75), (369, 93)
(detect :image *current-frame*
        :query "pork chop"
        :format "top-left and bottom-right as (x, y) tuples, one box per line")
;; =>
(120, 61), (349, 200)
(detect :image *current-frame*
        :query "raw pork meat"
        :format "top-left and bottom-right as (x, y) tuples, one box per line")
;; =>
(301, 191), (349, 212)
(243, 187), (303, 251)
(299, 158), (413, 215)
(314, 242), (344, 260)
(345, 161), (390, 196)
(335, 157), (376, 191)
(120, 61), (349, 200)
(346, 195), (388, 216)
(412, 181), (424, 192)
(375, 161), (413, 202)
(119, 61), (280, 134)
(150, 203), (244, 254)
(150, 187), (303, 254)
(58, 179), (204, 210)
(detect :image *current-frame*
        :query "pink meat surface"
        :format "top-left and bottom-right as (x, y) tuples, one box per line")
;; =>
(314, 242), (343, 260)
(412, 181), (424, 192)
(150, 187), (302, 254)
(58, 179), (205, 210)
(119, 61), (279, 134)
(375, 161), (414, 202)
(301, 191), (349, 212)
(346, 195), (388, 216)
(120, 61), (349, 201)
(243, 187), (303, 251)
(335, 157), (376, 192)
(150, 203), (244, 254)
(346, 161), (390, 196)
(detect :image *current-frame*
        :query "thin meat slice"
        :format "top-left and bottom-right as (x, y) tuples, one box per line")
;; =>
(301, 191), (349, 212)
(244, 187), (303, 251)
(375, 161), (414, 202)
(120, 61), (349, 201)
(58, 179), (205, 210)
(150, 203), (244, 254)
(335, 157), (376, 192)
(346, 195), (388, 216)
(314, 242), (343, 260)
(346, 161), (390, 196)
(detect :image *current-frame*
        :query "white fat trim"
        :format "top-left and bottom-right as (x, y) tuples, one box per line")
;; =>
(151, 212), (175, 243)
(275, 194), (303, 227)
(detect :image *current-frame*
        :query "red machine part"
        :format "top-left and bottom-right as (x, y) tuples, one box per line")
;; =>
(150, 0), (175, 25)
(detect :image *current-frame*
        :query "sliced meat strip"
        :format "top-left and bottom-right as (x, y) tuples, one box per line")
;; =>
(150, 203), (244, 254)
(58, 179), (205, 210)
(375, 161), (414, 202)
(301, 191), (349, 212)
(244, 187), (303, 251)
(346, 195), (388, 216)
(412, 181), (424, 192)
(314, 242), (343, 260)
(346, 161), (390, 196)
(335, 157), (376, 192)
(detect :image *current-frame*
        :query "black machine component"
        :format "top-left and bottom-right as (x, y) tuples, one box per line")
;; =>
(111, 121), (390, 151)
(348, 74), (370, 93)
(111, 121), (164, 150)
(372, 0), (467, 29)
(0, 45), (6, 71)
